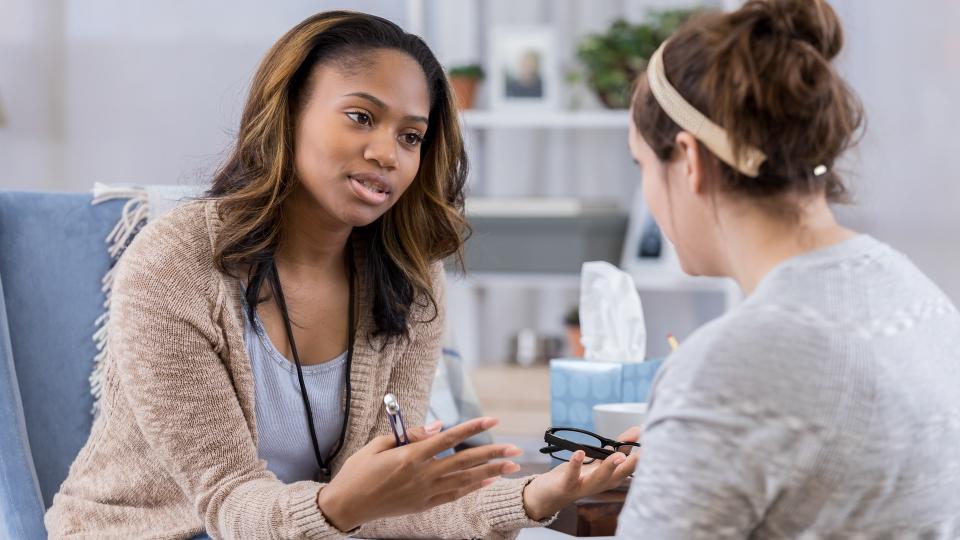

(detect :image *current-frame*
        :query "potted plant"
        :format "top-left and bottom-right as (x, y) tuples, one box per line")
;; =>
(574, 8), (696, 109)
(447, 64), (485, 110)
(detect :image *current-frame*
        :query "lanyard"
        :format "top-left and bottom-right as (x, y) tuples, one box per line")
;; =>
(268, 247), (355, 483)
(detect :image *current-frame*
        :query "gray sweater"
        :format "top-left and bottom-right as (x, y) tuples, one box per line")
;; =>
(617, 235), (960, 539)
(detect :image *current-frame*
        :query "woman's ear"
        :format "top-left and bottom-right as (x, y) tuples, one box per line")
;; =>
(674, 131), (705, 195)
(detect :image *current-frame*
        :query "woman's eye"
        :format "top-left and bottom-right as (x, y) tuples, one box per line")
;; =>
(401, 133), (424, 147)
(346, 111), (372, 126)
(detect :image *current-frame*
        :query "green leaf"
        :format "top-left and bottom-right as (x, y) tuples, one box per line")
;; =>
(573, 7), (699, 109)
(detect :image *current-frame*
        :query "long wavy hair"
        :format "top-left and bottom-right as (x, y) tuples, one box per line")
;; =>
(206, 11), (468, 340)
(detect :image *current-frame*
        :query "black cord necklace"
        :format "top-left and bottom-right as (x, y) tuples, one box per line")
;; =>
(268, 245), (355, 484)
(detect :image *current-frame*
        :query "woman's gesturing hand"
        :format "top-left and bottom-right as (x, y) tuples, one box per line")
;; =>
(521, 427), (642, 521)
(316, 417), (523, 531)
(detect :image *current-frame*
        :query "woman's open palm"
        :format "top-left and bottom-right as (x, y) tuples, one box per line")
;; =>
(521, 426), (642, 521)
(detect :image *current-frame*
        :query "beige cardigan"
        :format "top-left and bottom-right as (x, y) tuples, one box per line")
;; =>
(45, 200), (543, 539)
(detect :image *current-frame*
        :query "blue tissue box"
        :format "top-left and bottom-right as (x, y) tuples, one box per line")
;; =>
(550, 358), (664, 432)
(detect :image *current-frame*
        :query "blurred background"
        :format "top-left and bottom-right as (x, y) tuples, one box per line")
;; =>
(2, 0), (958, 439)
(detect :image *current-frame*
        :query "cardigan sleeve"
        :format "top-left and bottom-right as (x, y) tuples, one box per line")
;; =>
(109, 217), (347, 539)
(357, 263), (553, 539)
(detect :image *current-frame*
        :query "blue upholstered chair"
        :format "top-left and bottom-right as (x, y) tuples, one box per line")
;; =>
(0, 191), (125, 539)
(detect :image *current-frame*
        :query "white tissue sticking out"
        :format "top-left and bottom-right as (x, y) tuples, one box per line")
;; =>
(579, 261), (647, 363)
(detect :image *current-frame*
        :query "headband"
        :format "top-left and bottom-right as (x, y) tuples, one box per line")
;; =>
(646, 41), (767, 177)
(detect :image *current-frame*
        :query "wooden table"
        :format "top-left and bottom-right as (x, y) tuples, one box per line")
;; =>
(509, 462), (628, 537)
(546, 488), (627, 537)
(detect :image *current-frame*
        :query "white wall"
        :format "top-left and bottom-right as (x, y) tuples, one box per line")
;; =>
(0, 0), (406, 190)
(829, 0), (960, 303)
(1, 0), (958, 362)
(0, 0), (66, 190)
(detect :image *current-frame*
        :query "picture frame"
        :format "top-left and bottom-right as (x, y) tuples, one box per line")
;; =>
(487, 26), (560, 110)
(620, 186), (680, 276)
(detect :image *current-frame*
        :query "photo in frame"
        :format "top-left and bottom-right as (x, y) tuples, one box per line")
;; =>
(487, 26), (560, 110)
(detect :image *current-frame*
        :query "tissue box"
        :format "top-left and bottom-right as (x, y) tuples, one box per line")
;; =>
(550, 358), (664, 432)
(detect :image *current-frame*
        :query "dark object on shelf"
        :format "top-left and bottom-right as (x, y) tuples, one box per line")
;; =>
(463, 208), (628, 274)
(510, 329), (564, 367)
(637, 214), (662, 259)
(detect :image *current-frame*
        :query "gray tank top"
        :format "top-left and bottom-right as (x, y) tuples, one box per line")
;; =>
(240, 299), (346, 484)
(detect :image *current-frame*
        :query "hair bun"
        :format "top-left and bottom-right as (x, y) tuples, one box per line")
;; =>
(745, 0), (843, 61)
(632, 0), (863, 205)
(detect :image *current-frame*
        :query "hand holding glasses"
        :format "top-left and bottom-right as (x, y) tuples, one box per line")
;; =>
(539, 427), (641, 464)
(521, 426), (642, 521)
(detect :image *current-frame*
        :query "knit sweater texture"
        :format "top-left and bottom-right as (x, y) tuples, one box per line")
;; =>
(617, 235), (960, 538)
(45, 200), (543, 539)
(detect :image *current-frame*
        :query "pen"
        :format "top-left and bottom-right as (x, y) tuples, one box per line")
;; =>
(383, 393), (410, 446)
(667, 333), (680, 352)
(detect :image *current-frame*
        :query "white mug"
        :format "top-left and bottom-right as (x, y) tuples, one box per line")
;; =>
(593, 402), (647, 441)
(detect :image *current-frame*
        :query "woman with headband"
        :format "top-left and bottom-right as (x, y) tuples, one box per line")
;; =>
(618, 0), (960, 537)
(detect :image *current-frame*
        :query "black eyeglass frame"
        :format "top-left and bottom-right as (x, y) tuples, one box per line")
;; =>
(539, 426), (641, 463)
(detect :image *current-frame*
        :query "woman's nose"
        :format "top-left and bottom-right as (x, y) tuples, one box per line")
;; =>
(363, 131), (399, 170)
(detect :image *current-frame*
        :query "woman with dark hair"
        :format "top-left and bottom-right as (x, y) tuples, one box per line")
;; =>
(45, 11), (635, 539)
(618, 0), (960, 537)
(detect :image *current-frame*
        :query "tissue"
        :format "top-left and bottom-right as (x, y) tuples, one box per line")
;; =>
(579, 261), (646, 363)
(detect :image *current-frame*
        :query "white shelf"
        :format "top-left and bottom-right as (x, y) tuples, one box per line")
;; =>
(465, 197), (621, 218)
(458, 271), (735, 294)
(460, 110), (630, 129)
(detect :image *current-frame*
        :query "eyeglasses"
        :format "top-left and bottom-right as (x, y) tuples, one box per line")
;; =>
(539, 427), (641, 464)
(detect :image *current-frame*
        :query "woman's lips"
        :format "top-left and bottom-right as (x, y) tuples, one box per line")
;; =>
(348, 174), (391, 205)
